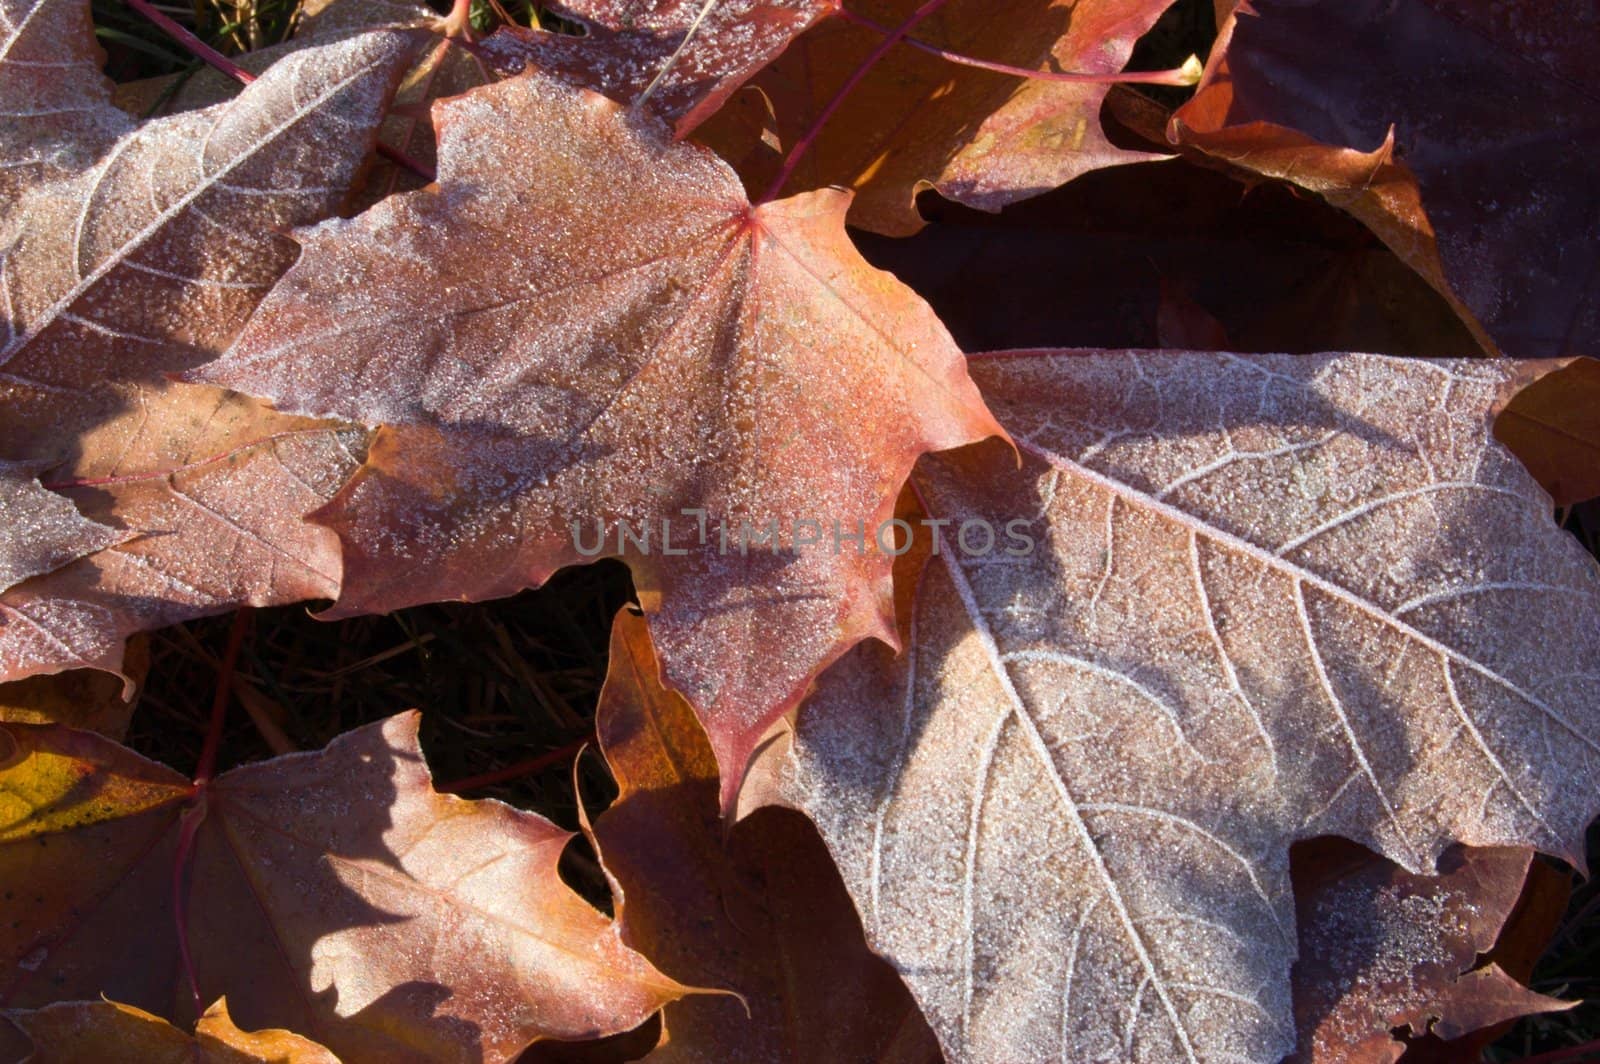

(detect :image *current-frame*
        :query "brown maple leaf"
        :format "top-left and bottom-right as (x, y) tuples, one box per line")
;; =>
(585, 607), (941, 1061)
(0, 712), (689, 1062)
(1169, 0), (1600, 359)
(193, 70), (1003, 810)
(1288, 839), (1570, 1064)
(489, 0), (1181, 235)
(1494, 357), (1600, 508)
(4, 997), (338, 1063)
(758, 350), (1600, 1062)
(0, 23), (419, 685)
(695, 0), (1182, 235)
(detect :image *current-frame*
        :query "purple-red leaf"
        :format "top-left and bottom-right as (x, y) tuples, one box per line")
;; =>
(1289, 840), (1571, 1063)
(195, 71), (1003, 809)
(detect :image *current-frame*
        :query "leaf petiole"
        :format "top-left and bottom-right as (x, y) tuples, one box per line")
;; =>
(172, 607), (251, 1016)
(192, 607), (252, 787)
(123, 0), (255, 84)
(170, 799), (208, 1016)
(440, 0), (475, 43)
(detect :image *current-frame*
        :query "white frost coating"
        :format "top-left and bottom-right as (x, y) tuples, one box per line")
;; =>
(778, 351), (1600, 1063)
(1, 29), (416, 377)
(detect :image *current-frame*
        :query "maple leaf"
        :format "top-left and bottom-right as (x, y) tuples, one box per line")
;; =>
(585, 608), (940, 1061)
(1169, 0), (1600, 359)
(4, 997), (338, 1063)
(1288, 839), (1571, 1063)
(193, 70), (1003, 809)
(0, 712), (689, 1061)
(483, 0), (831, 136)
(0, 25), (419, 684)
(757, 351), (1600, 1062)
(693, 0), (1181, 235)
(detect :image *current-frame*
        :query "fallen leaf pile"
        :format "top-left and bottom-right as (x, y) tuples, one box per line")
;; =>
(2, 0), (1597, 1060)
